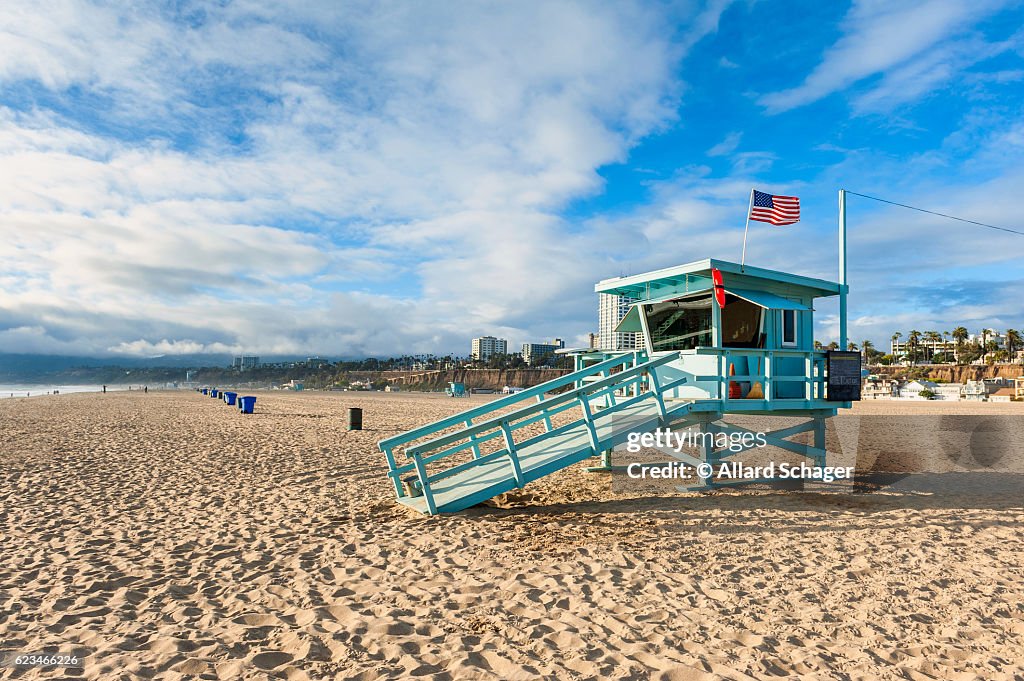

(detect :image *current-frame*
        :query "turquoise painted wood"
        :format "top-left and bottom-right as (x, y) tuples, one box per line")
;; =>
(397, 389), (695, 515)
(379, 351), (691, 514)
(378, 258), (856, 513)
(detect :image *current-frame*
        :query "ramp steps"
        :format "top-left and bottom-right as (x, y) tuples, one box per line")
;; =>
(397, 398), (693, 514)
(379, 351), (690, 514)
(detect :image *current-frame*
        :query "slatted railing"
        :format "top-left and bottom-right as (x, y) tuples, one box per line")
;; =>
(378, 351), (688, 513)
(673, 348), (829, 405)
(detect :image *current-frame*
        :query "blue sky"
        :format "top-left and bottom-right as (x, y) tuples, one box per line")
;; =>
(0, 0), (1022, 358)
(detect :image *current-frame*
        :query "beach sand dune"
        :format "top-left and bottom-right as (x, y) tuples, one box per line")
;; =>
(1, 392), (1022, 679)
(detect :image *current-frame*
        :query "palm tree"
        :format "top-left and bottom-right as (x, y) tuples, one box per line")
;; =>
(924, 331), (942, 363)
(986, 340), (999, 364)
(1007, 329), (1021, 361)
(862, 339), (874, 364)
(908, 330), (921, 366)
(891, 332), (902, 361)
(952, 326), (968, 364)
(847, 341), (858, 351)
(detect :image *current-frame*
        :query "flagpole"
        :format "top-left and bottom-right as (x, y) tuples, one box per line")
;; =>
(740, 188), (754, 271)
(838, 188), (848, 352)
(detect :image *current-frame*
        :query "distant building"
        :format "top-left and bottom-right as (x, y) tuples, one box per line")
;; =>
(932, 384), (963, 401)
(598, 293), (640, 351)
(471, 336), (507, 361)
(889, 339), (956, 363)
(588, 332), (599, 349)
(1016, 377), (1024, 399)
(990, 387), (1015, 403)
(522, 338), (564, 365)
(962, 380), (991, 401)
(862, 375), (898, 399)
(898, 379), (938, 399)
(969, 330), (1007, 349)
(232, 356), (260, 371)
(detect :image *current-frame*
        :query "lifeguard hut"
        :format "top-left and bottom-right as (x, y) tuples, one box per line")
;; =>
(379, 254), (860, 515)
(445, 382), (468, 398)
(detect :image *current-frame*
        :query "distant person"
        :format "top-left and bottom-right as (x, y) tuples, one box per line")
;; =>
(102, 385), (107, 393)
(144, 386), (148, 394)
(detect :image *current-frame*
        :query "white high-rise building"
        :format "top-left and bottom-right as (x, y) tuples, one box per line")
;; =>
(521, 338), (565, 365)
(471, 336), (507, 360)
(598, 293), (641, 350)
(232, 356), (261, 371)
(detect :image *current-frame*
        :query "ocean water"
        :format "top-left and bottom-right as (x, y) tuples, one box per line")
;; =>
(0, 384), (130, 399)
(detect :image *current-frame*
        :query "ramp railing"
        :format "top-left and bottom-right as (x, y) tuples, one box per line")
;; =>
(378, 351), (688, 513)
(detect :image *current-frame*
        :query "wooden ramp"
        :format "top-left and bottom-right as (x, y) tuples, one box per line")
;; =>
(378, 352), (692, 514)
(399, 398), (694, 514)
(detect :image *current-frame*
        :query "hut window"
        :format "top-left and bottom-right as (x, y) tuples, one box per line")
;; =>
(722, 295), (764, 348)
(644, 294), (713, 351)
(781, 309), (797, 347)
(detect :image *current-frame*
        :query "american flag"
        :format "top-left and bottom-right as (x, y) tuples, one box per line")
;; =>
(749, 190), (800, 225)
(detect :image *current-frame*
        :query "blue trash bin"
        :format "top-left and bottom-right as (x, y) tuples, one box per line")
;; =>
(211, 389), (219, 398)
(238, 396), (256, 414)
(223, 391), (237, 406)
(202, 388), (208, 395)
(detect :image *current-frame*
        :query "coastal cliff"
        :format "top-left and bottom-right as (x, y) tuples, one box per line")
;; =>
(380, 368), (571, 392)
(871, 364), (1023, 382)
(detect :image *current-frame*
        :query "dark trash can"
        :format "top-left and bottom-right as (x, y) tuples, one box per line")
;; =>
(347, 407), (363, 431)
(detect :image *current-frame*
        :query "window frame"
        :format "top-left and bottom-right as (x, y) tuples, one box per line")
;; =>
(781, 309), (798, 347)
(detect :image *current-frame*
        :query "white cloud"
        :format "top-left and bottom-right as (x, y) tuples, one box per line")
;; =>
(759, 0), (1013, 113)
(707, 131), (742, 157)
(0, 1), (713, 357)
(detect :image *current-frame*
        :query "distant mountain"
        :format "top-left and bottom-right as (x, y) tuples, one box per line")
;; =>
(0, 353), (341, 381)
(0, 353), (387, 382)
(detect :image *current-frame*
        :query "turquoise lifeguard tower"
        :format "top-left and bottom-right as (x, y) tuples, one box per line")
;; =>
(379, 255), (860, 515)
(446, 382), (468, 398)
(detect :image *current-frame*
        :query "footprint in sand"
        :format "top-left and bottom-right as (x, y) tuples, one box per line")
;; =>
(251, 650), (294, 669)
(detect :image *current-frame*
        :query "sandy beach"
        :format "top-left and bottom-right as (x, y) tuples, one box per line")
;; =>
(1, 391), (1023, 680)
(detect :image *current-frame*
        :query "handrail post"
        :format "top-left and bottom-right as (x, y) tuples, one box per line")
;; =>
(381, 445), (405, 498)
(578, 393), (602, 454)
(536, 395), (553, 432)
(723, 350), (730, 407)
(805, 352), (812, 401)
(765, 351), (773, 403)
(647, 366), (669, 420)
(411, 453), (438, 515)
(499, 421), (526, 487)
(465, 418), (482, 458)
(602, 369), (618, 408)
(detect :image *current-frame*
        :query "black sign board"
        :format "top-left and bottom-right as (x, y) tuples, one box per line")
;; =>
(827, 351), (862, 401)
